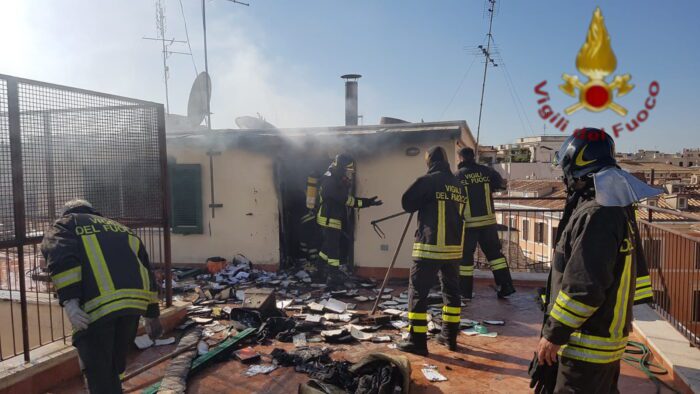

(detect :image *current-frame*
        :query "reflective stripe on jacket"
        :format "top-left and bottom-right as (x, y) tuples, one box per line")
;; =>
(317, 173), (370, 230)
(41, 210), (159, 324)
(542, 198), (636, 364)
(402, 161), (466, 263)
(455, 162), (504, 228)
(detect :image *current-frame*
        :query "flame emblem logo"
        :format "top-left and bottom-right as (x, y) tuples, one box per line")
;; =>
(560, 7), (634, 116)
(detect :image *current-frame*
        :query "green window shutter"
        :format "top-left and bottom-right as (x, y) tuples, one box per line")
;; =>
(170, 164), (203, 234)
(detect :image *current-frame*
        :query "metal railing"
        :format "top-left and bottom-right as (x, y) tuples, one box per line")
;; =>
(637, 204), (700, 346)
(0, 74), (172, 362)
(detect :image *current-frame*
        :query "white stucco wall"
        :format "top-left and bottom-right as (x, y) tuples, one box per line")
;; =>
(168, 146), (280, 265)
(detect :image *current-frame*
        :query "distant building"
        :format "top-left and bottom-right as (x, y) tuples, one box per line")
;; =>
(618, 161), (700, 185)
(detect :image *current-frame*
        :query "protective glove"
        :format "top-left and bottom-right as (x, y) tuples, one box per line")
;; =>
(365, 196), (383, 207)
(144, 317), (163, 340)
(64, 299), (89, 331)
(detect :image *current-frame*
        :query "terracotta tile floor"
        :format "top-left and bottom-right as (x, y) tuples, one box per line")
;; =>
(49, 283), (678, 393)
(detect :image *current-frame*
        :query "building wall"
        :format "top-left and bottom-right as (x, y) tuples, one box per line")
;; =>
(353, 139), (459, 271)
(168, 146), (281, 265)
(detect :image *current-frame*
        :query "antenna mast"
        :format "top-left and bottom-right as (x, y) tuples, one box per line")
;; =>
(475, 0), (497, 160)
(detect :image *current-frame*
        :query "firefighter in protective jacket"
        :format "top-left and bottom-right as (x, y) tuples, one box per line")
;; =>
(317, 154), (382, 285)
(42, 200), (162, 394)
(397, 146), (465, 356)
(455, 147), (515, 298)
(532, 129), (658, 393)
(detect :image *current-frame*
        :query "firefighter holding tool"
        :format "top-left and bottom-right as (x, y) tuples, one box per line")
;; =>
(530, 128), (659, 393)
(397, 146), (466, 356)
(316, 154), (382, 286)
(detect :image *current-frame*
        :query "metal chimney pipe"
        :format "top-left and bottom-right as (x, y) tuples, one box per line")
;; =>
(342, 74), (361, 126)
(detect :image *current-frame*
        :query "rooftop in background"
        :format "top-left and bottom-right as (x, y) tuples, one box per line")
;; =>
(495, 180), (566, 210)
(618, 161), (700, 174)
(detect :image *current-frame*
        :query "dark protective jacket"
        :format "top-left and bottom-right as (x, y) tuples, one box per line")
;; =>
(455, 161), (505, 228)
(542, 197), (639, 364)
(316, 173), (372, 230)
(402, 161), (467, 263)
(41, 206), (159, 325)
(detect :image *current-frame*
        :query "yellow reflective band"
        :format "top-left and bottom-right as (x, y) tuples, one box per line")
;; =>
(636, 276), (651, 288)
(540, 294), (547, 304)
(556, 291), (597, 317)
(89, 299), (150, 323)
(412, 243), (462, 252)
(484, 183), (492, 215)
(409, 325), (428, 334)
(558, 344), (626, 364)
(610, 255), (632, 338)
(464, 216), (497, 228)
(489, 257), (508, 271)
(128, 235), (151, 291)
(568, 332), (628, 351)
(316, 215), (342, 230)
(551, 304), (586, 328)
(408, 312), (428, 321)
(412, 250), (462, 260)
(52, 266), (82, 290)
(443, 314), (461, 323)
(82, 234), (115, 294)
(442, 305), (461, 314)
(619, 238), (633, 253)
(301, 214), (315, 223)
(85, 288), (158, 312)
(634, 288), (654, 302)
(437, 200), (446, 247)
(346, 196), (356, 207)
(464, 213), (496, 223)
(465, 195), (472, 218)
(307, 177), (317, 185)
(319, 252), (340, 267)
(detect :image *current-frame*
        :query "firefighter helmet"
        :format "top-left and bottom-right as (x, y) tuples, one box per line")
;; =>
(331, 154), (355, 179)
(555, 128), (616, 181)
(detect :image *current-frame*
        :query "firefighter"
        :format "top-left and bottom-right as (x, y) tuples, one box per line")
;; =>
(397, 146), (465, 356)
(316, 154), (382, 285)
(532, 128), (659, 393)
(455, 147), (515, 299)
(299, 171), (322, 264)
(41, 199), (162, 394)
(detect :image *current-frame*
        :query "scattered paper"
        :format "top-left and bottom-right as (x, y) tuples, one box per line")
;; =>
(309, 302), (325, 312)
(134, 334), (154, 349)
(197, 340), (209, 355)
(461, 328), (498, 338)
(391, 321), (409, 329)
(387, 343), (398, 349)
(276, 299), (293, 309)
(244, 364), (278, 377)
(354, 296), (369, 302)
(321, 329), (345, 337)
(305, 314), (323, 323)
(193, 317), (213, 324)
(372, 336), (392, 343)
(293, 333), (307, 347)
(380, 294), (392, 300)
(483, 320), (505, 326)
(155, 337), (176, 346)
(324, 298), (349, 313)
(421, 365), (448, 382)
(460, 319), (479, 327)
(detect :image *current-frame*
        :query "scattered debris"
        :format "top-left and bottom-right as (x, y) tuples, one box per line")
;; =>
(350, 326), (374, 341)
(234, 347), (261, 364)
(244, 364), (278, 377)
(391, 321), (409, 329)
(197, 341), (209, 356)
(421, 364), (448, 382)
(483, 320), (505, 326)
(353, 296), (369, 302)
(293, 333), (307, 347)
(372, 336), (392, 343)
(323, 298), (348, 314)
(155, 337), (176, 346)
(134, 334), (154, 350)
(276, 299), (293, 309)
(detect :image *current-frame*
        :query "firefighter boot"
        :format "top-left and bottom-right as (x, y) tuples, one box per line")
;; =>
(436, 323), (459, 351)
(460, 275), (473, 300)
(497, 281), (516, 299)
(494, 269), (516, 298)
(311, 260), (326, 284)
(397, 333), (429, 356)
(326, 266), (346, 290)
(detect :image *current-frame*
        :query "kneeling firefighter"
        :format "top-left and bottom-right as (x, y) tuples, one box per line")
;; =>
(398, 147), (465, 356)
(531, 128), (659, 393)
(316, 154), (382, 285)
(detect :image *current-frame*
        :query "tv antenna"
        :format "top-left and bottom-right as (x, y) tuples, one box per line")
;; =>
(474, 0), (498, 159)
(200, 0), (250, 130)
(143, 0), (193, 114)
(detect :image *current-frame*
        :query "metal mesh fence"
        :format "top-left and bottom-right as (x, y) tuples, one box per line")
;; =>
(0, 74), (170, 361)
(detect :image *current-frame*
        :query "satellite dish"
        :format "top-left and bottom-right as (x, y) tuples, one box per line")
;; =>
(235, 116), (277, 130)
(187, 72), (211, 127)
(379, 116), (410, 125)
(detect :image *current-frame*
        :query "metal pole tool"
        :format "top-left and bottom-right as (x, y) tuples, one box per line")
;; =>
(371, 212), (414, 315)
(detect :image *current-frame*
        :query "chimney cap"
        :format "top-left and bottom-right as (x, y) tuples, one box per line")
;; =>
(341, 74), (362, 80)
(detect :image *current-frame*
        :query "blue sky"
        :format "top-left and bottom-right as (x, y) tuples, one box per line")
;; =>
(1, 0), (698, 152)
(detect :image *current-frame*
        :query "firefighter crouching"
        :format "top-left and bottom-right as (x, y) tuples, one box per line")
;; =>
(316, 154), (382, 286)
(397, 146), (465, 356)
(455, 147), (515, 299)
(42, 199), (162, 394)
(532, 128), (658, 393)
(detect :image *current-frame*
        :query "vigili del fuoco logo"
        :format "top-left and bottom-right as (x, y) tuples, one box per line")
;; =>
(533, 7), (660, 139)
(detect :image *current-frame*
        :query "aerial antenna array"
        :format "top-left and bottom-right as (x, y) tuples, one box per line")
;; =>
(474, 0), (497, 159)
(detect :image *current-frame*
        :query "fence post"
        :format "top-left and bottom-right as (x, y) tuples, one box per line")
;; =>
(157, 105), (173, 307)
(648, 169), (655, 222)
(7, 77), (31, 362)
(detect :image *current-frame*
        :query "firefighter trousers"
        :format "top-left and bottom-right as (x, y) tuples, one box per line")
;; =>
(74, 314), (140, 394)
(407, 260), (461, 344)
(553, 357), (620, 394)
(460, 224), (513, 297)
(299, 212), (321, 261)
(319, 226), (342, 268)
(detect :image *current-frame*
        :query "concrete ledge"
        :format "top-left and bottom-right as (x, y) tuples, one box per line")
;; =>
(0, 305), (187, 394)
(633, 304), (700, 394)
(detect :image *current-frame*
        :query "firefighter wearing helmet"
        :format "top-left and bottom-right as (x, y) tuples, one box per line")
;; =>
(530, 128), (659, 393)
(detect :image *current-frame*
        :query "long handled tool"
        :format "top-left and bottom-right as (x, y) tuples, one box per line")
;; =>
(371, 212), (414, 315)
(370, 211), (409, 238)
(121, 341), (199, 382)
